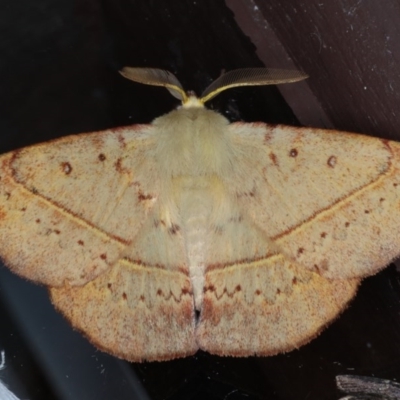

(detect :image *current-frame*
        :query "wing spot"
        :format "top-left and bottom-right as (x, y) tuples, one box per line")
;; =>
(122, 292), (127, 300)
(117, 134), (126, 147)
(364, 209), (370, 214)
(204, 284), (215, 293)
(61, 162), (72, 175)
(320, 232), (327, 238)
(138, 190), (154, 201)
(107, 283), (112, 290)
(373, 226), (381, 235)
(229, 215), (243, 223)
(297, 247), (304, 255)
(114, 158), (130, 174)
(255, 289), (261, 295)
(235, 285), (241, 292)
(238, 190), (255, 198)
(36, 218), (41, 223)
(289, 148), (298, 157)
(276, 288), (281, 295)
(213, 225), (223, 234)
(139, 295), (145, 301)
(169, 224), (180, 234)
(98, 153), (106, 161)
(100, 253), (107, 260)
(77, 240), (84, 246)
(115, 158), (122, 172)
(157, 289), (163, 296)
(345, 222), (350, 227)
(269, 152), (279, 166)
(292, 277), (298, 285)
(380, 197), (385, 202)
(54, 229), (61, 234)
(327, 155), (337, 168)
(320, 259), (329, 271)
(21, 207), (26, 212)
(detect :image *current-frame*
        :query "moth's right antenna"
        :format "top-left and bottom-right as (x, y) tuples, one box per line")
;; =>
(200, 68), (308, 104)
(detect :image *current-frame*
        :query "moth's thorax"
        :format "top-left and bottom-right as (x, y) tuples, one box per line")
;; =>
(152, 107), (231, 178)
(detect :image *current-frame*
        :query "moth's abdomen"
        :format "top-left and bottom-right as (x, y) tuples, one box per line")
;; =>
(176, 178), (217, 310)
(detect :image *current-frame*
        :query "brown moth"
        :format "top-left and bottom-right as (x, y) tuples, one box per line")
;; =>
(0, 68), (399, 362)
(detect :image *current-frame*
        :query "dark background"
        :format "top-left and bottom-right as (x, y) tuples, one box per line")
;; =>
(1, 1), (400, 399)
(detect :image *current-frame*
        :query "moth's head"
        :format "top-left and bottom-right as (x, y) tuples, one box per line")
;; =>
(119, 67), (308, 109)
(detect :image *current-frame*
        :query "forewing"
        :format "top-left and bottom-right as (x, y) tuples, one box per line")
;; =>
(228, 123), (400, 279)
(0, 126), (159, 286)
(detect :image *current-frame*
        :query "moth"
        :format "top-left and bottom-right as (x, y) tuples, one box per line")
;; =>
(1, 67), (399, 362)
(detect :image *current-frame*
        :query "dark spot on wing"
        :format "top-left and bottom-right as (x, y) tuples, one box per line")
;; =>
(327, 155), (337, 168)
(61, 162), (72, 175)
(114, 158), (127, 173)
(289, 149), (298, 157)
(269, 152), (278, 166)
(181, 288), (191, 296)
(214, 225), (223, 234)
(138, 190), (154, 201)
(204, 284), (215, 293)
(169, 224), (180, 234)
